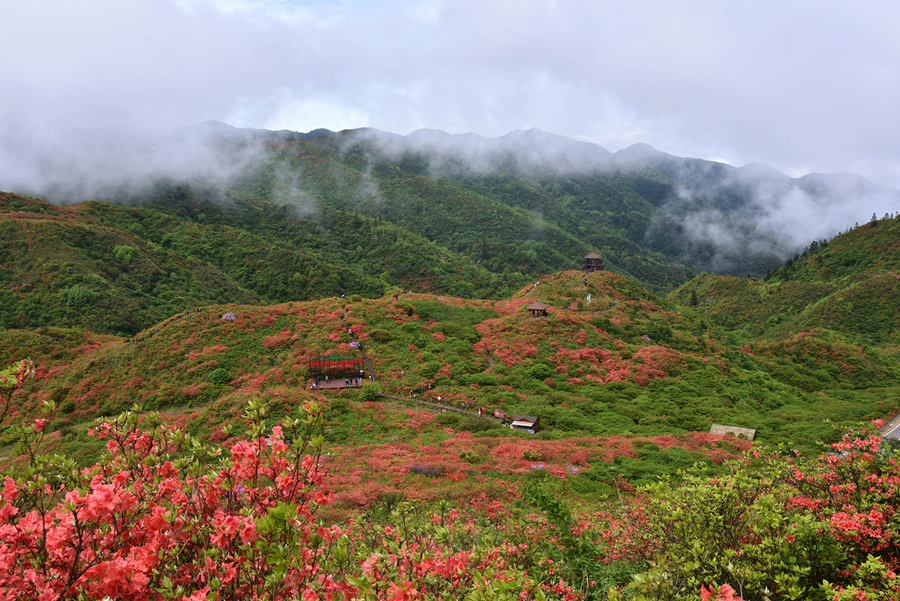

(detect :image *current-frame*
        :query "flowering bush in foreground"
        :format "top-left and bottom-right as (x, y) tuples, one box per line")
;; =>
(0, 396), (348, 600)
(611, 422), (900, 601)
(7, 358), (900, 601)
(0, 365), (589, 601)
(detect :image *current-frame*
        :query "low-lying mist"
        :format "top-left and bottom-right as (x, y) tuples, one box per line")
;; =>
(3, 121), (898, 278)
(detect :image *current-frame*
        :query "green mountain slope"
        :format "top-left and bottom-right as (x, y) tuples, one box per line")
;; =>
(83, 130), (691, 296)
(0, 192), (260, 334)
(268, 131), (693, 291)
(0, 192), (522, 334)
(13, 123), (900, 289)
(670, 216), (900, 344)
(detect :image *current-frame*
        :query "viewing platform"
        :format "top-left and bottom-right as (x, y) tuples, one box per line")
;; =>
(309, 377), (368, 390)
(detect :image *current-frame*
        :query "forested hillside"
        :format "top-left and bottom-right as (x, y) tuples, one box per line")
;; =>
(0, 192), (515, 334)
(671, 215), (900, 344)
(81, 124), (898, 285)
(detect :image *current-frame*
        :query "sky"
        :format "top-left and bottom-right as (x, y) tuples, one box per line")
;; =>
(2, 0), (900, 189)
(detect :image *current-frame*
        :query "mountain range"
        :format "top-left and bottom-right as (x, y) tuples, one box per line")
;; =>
(4, 122), (898, 289)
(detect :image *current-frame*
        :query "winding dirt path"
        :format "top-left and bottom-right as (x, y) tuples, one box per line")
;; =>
(376, 393), (501, 424)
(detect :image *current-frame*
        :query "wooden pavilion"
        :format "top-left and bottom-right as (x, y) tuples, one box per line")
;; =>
(582, 252), (603, 273)
(308, 355), (365, 380)
(509, 415), (540, 433)
(525, 302), (550, 318)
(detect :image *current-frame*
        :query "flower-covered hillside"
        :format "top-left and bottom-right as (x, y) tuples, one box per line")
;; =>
(3, 258), (899, 483)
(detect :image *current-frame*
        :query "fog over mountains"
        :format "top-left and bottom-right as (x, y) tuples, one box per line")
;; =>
(3, 122), (899, 277)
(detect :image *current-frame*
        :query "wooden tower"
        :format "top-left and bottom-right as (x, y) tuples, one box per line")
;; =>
(582, 252), (603, 273)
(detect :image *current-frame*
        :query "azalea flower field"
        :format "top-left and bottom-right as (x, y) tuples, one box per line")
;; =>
(2, 359), (900, 600)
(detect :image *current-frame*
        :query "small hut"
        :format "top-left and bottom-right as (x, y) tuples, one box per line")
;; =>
(709, 424), (757, 441)
(583, 252), (603, 273)
(526, 302), (550, 318)
(510, 415), (540, 433)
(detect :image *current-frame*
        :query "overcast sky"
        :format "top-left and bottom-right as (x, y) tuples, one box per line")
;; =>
(2, 0), (899, 189)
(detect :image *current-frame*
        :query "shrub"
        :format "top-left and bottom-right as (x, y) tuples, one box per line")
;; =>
(206, 368), (231, 385)
(457, 417), (493, 432)
(459, 448), (482, 463)
(522, 448), (543, 461)
(358, 381), (381, 401)
(395, 302), (415, 316)
(0, 397), (344, 600)
(328, 398), (350, 415)
(528, 363), (554, 380)
(615, 424), (900, 600)
(113, 244), (137, 264)
(419, 361), (441, 379)
(369, 329), (392, 343)
(435, 412), (460, 426)
(59, 285), (99, 310)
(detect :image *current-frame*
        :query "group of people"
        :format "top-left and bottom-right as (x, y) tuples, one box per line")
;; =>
(310, 376), (363, 389)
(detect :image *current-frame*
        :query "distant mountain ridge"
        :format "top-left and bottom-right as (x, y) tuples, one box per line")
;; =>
(2, 121), (899, 285)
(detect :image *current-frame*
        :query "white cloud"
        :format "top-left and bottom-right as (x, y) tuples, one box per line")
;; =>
(250, 94), (372, 132)
(1, 0), (899, 189)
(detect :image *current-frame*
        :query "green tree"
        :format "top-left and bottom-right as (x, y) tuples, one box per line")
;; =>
(59, 285), (99, 310)
(113, 244), (137, 264)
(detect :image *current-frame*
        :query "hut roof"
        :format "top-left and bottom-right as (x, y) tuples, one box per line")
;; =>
(526, 302), (550, 311)
(878, 415), (900, 439)
(510, 415), (539, 428)
(584, 252), (602, 259)
(709, 424), (757, 440)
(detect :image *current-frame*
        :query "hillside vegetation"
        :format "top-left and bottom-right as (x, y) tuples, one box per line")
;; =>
(671, 216), (900, 344)
(5, 222), (900, 492)
(3, 217), (900, 598)
(4, 128), (900, 598)
(0, 192), (513, 334)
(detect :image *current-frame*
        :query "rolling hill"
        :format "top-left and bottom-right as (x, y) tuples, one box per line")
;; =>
(670, 215), (900, 344)
(4, 215), (900, 502)
(4, 172), (900, 599)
